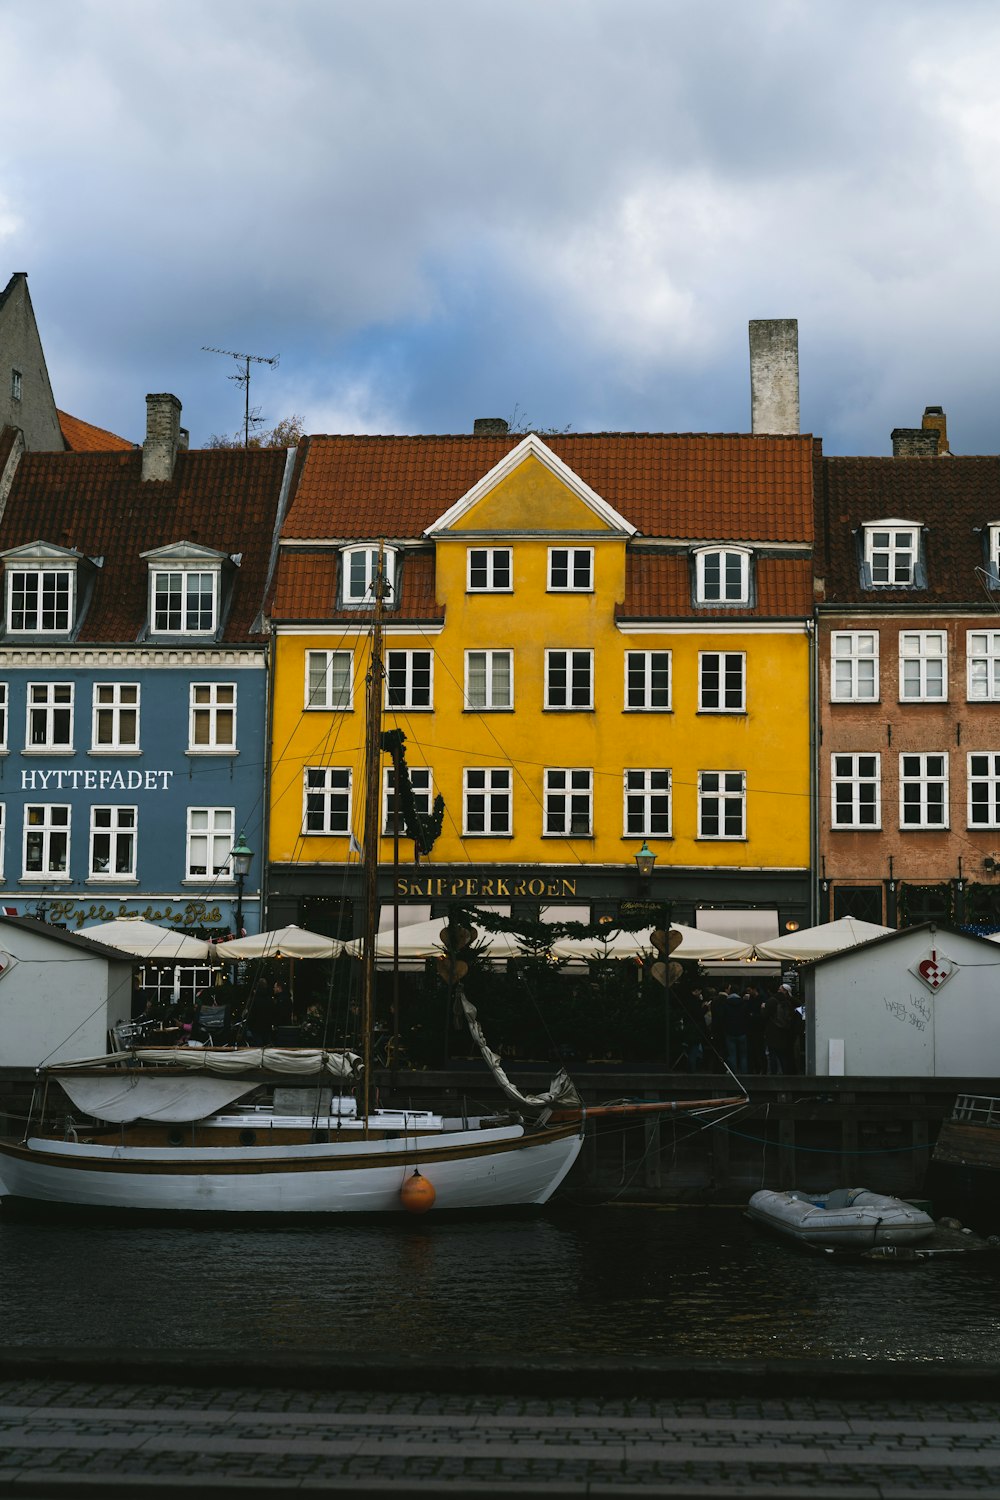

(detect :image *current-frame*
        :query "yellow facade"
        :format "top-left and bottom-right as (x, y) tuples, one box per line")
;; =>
(268, 452), (811, 881)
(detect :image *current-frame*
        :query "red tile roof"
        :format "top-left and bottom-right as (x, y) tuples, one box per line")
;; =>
(284, 433), (815, 543)
(619, 554), (813, 620)
(270, 549), (443, 624)
(0, 448), (289, 642)
(57, 410), (134, 452)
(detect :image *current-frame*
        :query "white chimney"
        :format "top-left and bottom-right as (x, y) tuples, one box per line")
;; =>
(142, 393), (183, 482)
(749, 319), (799, 435)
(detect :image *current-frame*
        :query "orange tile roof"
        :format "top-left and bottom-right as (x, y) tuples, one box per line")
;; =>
(57, 410), (134, 452)
(284, 433), (815, 544)
(271, 549), (444, 624)
(619, 554), (813, 620)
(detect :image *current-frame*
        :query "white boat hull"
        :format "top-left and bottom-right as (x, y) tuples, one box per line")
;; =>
(748, 1188), (935, 1247)
(0, 1121), (583, 1215)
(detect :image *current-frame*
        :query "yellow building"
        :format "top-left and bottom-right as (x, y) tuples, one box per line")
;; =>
(266, 430), (814, 941)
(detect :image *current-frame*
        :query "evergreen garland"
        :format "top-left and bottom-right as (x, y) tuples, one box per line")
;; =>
(380, 729), (445, 855)
(449, 903), (671, 945)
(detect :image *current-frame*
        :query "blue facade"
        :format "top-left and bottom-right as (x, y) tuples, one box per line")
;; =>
(0, 651), (265, 936)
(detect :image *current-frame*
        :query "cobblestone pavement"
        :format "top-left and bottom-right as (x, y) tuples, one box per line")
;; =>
(1, 1381), (1000, 1497)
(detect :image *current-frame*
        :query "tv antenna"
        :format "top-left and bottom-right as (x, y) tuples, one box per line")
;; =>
(203, 346), (279, 447)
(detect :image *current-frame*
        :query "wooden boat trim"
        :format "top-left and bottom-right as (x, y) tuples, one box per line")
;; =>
(553, 1094), (745, 1121)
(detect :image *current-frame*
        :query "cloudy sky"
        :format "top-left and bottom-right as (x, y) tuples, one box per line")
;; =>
(2, 0), (999, 453)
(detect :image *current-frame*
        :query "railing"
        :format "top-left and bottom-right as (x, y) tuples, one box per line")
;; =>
(952, 1094), (1000, 1128)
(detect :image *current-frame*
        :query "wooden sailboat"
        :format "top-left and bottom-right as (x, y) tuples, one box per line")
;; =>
(0, 550), (741, 1216)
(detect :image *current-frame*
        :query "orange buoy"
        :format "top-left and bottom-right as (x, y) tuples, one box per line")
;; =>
(400, 1168), (436, 1214)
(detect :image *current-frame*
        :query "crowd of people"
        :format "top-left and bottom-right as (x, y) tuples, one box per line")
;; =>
(133, 978), (300, 1047)
(675, 983), (805, 1074)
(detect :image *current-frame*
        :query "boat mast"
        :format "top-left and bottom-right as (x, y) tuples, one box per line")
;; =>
(360, 545), (389, 1130)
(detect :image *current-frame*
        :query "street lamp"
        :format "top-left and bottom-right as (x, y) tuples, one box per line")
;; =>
(634, 840), (657, 887)
(231, 832), (253, 938)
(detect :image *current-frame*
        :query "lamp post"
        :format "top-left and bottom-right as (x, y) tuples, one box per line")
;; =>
(231, 832), (253, 938)
(635, 840), (675, 1066)
(634, 840), (657, 889)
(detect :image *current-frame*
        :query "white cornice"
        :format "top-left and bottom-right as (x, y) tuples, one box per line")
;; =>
(272, 624), (444, 638)
(616, 621), (812, 636)
(0, 647), (265, 669)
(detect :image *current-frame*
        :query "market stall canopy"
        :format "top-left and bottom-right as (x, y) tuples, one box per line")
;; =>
(342, 917), (526, 964)
(79, 917), (217, 962)
(215, 925), (343, 960)
(753, 916), (894, 961)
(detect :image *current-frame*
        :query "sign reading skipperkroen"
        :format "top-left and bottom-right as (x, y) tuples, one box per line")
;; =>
(20, 769), (175, 791)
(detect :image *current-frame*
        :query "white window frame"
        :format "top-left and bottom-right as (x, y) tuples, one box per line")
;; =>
(0, 682), (7, 752)
(383, 765), (433, 834)
(863, 521), (919, 587)
(545, 649), (593, 710)
(22, 803), (70, 880)
(694, 547), (750, 605)
(899, 631), (947, 702)
(968, 752), (1000, 829)
(467, 547), (512, 592)
(698, 651), (746, 713)
(899, 752), (949, 830)
(25, 682), (74, 751)
(544, 768), (593, 837)
(967, 631), (1000, 702)
(623, 769), (672, 838)
(305, 650), (354, 711)
(89, 805), (137, 880)
(91, 683), (140, 752)
(462, 767), (512, 836)
(624, 650), (671, 711)
(303, 767), (352, 835)
(188, 682), (237, 753)
(185, 806), (235, 880)
(697, 771), (746, 840)
(385, 649), (433, 710)
(464, 649), (513, 711)
(11, 368), (22, 402)
(831, 632), (879, 702)
(6, 564), (76, 636)
(341, 546), (396, 606)
(547, 547), (593, 593)
(150, 565), (219, 636)
(831, 753), (882, 830)
(987, 524), (1000, 586)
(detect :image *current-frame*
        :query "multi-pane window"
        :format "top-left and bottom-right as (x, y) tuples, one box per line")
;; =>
(831, 632), (879, 702)
(383, 765), (433, 834)
(23, 804), (70, 877)
(185, 807), (235, 879)
(152, 570), (217, 634)
(189, 683), (236, 752)
(544, 768), (593, 836)
(0, 682), (6, 751)
(11, 368), (22, 401)
(624, 769), (671, 837)
(899, 753), (948, 829)
(625, 651), (671, 710)
(465, 650), (513, 710)
(467, 548), (512, 591)
(968, 753), (1000, 828)
(699, 652), (746, 712)
(342, 547), (395, 605)
(864, 524), (918, 586)
(305, 650), (353, 710)
(26, 683), (73, 749)
(304, 768), (352, 834)
(90, 806), (137, 879)
(698, 771), (746, 839)
(7, 568), (73, 634)
(92, 684), (139, 751)
(547, 547), (593, 592)
(967, 632), (1000, 701)
(831, 753), (881, 829)
(694, 549), (750, 605)
(545, 649), (593, 709)
(385, 650), (432, 709)
(463, 767), (512, 836)
(899, 631), (947, 701)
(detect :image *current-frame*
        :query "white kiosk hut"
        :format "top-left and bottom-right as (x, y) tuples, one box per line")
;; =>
(0, 916), (133, 1067)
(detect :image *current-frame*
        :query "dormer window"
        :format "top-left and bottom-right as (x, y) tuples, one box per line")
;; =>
(693, 547), (750, 605)
(143, 542), (231, 638)
(342, 546), (396, 606)
(862, 521), (920, 587)
(1, 543), (81, 636)
(984, 524), (1000, 588)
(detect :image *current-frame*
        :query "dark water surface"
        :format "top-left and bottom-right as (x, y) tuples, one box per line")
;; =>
(2, 1204), (998, 1362)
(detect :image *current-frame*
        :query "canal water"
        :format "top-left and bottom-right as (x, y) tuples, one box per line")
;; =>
(2, 1204), (999, 1361)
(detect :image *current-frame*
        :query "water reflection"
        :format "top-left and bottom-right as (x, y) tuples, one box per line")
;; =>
(1, 1204), (997, 1361)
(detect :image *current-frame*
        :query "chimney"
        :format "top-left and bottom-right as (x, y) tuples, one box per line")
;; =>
(891, 427), (939, 458)
(142, 393), (183, 482)
(921, 405), (949, 454)
(749, 319), (800, 435)
(473, 417), (509, 435)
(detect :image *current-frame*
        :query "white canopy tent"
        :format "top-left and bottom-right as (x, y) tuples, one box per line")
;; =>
(753, 915), (894, 962)
(342, 917), (525, 966)
(550, 923), (753, 963)
(79, 917), (217, 963)
(215, 925), (343, 960)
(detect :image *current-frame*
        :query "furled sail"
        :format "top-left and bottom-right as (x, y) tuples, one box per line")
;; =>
(461, 994), (582, 1111)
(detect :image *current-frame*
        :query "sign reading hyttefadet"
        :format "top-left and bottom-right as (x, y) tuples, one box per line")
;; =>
(21, 769), (174, 791)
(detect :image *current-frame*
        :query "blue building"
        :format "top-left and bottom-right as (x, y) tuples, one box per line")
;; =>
(0, 394), (293, 975)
